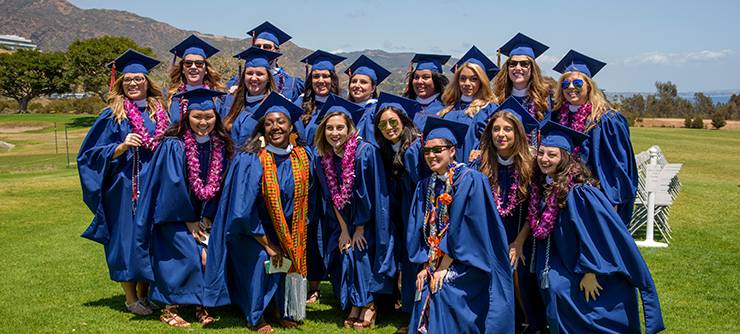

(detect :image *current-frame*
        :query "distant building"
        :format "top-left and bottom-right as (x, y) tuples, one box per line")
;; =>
(0, 35), (37, 50)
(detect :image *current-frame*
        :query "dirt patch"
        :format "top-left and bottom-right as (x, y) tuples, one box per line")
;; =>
(636, 118), (740, 130)
(0, 125), (47, 133)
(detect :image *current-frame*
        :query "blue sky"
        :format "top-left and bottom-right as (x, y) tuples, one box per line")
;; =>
(70, 0), (740, 93)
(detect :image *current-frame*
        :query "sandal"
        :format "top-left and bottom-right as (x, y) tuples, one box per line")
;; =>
(250, 320), (274, 333)
(196, 307), (215, 327)
(278, 318), (300, 329)
(125, 300), (153, 316)
(343, 306), (362, 328)
(140, 298), (161, 310)
(353, 303), (377, 330)
(160, 307), (191, 328)
(306, 289), (320, 304)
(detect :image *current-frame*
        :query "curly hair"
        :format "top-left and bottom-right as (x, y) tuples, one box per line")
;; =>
(533, 148), (598, 208)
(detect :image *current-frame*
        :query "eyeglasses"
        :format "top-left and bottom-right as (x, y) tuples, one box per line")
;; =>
(422, 145), (453, 155)
(378, 118), (400, 131)
(508, 60), (531, 69)
(183, 60), (206, 69)
(123, 77), (146, 84)
(253, 43), (276, 51)
(561, 79), (585, 90)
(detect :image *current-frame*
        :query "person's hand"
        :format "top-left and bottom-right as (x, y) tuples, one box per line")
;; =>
(265, 243), (283, 268)
(580, 272), (603, 302)
(339, 230), (352, 253)
(430, 269), (448, 294)
(122, 133), (143, 149)
(508, 239), (525, 268)
(228, 85), (238, 94)
(468, 149), (481, 162)
(416, 269), (429, 293)
(185, 221), (200, 240)
(351, 226), (367, 251)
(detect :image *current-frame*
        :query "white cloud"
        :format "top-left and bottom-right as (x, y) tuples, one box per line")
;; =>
(624, 49), (733, 65)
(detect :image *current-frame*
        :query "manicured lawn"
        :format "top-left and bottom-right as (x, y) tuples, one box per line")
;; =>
(0, 114), (738, 333)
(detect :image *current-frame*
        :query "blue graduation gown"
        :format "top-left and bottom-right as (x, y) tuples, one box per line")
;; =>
(203, 148), (316, 325)
(292, 96), (327, 147)
(354, 99), (379, 147)
(407, 165), (514, 334)
(384, 140), (428, 313)
(532, 184), (664, 334)
(226, 68), (305, 102)
(77, 107), (160, 282)
(553, 110), (638, 226)
(413, 99), (444, 130)
(314, 141), (395, 309)
(167, 92), (224, 124)
(441, 101), (496, 163)
(131, 137), (224, 305)
(220, 94), (263, 147)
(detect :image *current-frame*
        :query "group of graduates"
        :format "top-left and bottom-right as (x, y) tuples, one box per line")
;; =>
(77, 21), (665, 334)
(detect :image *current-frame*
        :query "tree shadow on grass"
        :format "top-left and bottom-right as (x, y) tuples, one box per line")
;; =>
(67, 116), (97, 128)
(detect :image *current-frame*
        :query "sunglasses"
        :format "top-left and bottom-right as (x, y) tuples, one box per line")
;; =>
(422, 145), (453, 155)
(253, 43), (277, 51)
(508, 60), (531, 69)
(561, 79), (585, 90)
(378, 118), (400, 131)
(183, 60), (206, 69)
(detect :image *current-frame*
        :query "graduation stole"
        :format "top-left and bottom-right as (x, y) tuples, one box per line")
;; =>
(259, 147), (310, 276)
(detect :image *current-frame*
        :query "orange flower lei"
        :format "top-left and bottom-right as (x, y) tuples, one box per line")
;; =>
(259, 147), (310, 276)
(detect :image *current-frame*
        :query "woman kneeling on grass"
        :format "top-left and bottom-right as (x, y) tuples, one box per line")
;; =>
(132, 88), (233, 327)
(77, 49), (168, 316)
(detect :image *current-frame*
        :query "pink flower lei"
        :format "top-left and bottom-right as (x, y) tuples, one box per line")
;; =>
(183, 129), (225, 201)
(320, 133), (359, 210)
(492, 168), (520, 217)
(527, 176), (573, 239)
(557, 103), (592, 157)
(124, 98), (169, 151)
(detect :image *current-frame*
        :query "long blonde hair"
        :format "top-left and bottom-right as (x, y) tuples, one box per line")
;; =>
(107, 75), (167, 123)
(553, 71), (613, 129)
(166, 57), (224, 99)
(439, 62), (494, 118)
(492, 56), (549, 121)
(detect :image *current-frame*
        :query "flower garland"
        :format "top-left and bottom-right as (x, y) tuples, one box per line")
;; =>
(320, 134), (359, 210)
(183, 129), (225, 201)
(259, 147), (310, 276)
(527, 176), (573, 239)
(557, 103), (592, 157)
(492, 168), (520, 217)
(124, 98), (169, 151)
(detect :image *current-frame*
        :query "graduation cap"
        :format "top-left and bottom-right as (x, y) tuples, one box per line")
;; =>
(492, 96), (539, 133)
(169, 34), (219, 60)
(423, 116), (469, 148)
(375, 92), (420, 121)
(453, 46), (499, 81)
(301, 50), (346, 72)
(247, 21), (291, 46)
(499, 33), (549, 59)
(251, 91), (303, 124)
(411, 53), (451, 73)
(234, 46), (282, 68)
(553, 50), (607, 78)
(174, 87), (225, 111)
(317, 94), (364, 125)
(109, 49), (160, 74)
(345, 55), (391, 85)
(539, 120), (589, 153)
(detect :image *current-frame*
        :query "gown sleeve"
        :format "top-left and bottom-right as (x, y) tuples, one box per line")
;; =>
(587, 112), (638, 209)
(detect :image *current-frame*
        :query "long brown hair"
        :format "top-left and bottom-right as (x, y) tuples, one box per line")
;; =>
(161, 106), (235, 160)
(492, 56), (549, 121)
(439, 62), (494, 118)
(553, 72), (614, 131)
(107, 75), (167, 124)
(314, 111), (357, 157)
(300, 70), (340, 125)
(479, 111), (533, 200)
(533, 148), (598, 208)
(223, 67), (277, 130)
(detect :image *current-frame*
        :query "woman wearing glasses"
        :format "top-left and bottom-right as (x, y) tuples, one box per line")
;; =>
(407, 117), (514, 334)
(550, 50), (638, 226)
(166, 35), (224, 123)
(493, 34), (550, 146)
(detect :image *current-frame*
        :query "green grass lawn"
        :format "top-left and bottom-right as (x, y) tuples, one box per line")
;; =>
(0, 114), (738, 333)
